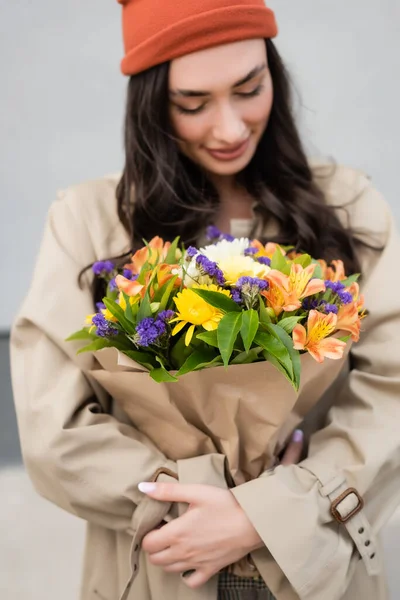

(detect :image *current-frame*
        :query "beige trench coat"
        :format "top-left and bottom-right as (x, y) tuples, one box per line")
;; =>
(10, 162), (400, 600)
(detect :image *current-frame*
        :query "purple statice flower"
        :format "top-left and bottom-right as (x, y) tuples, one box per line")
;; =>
(135, 316), (167, 348)
(234, 277), (269, 310)
(236, 276), (269, 291)
(302, 298), (321, 310)
(92, 313), (118, 337)
(96, 302), (106, 311)
(109, 277), (117, 292)
(186, 246), (198, 259)
(324, 303), (339, 314)
(206, 225), (222, 241)
(195, 254), (225, 285)
(257, 256), (271, 266)
(231, 288), (243, 305)
(338, 291), (353, 305)
(220, 233), (235, 242)
(324, 280), (345, 293)
(92, 260), (115, 276)
(122, 269), (138, 280)
(244, 247), (258, 256)
(158, 310), (175, 322)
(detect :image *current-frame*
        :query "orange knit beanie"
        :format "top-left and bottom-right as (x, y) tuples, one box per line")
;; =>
(116, 0), (278, 76)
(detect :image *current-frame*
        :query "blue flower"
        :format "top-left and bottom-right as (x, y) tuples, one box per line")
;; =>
(244, 247), (258, 256)
(220, 233), (235, 242)
(231, 288), (243, 305)
(236, 276), (269, 291)
(338, 291), (353, 305)
(206, 226), (222, 241)
(195, 254), (225, 285)
(186, 246), (198, 259)
(96, 302), (106, 311)
(92, 313), (118, 337)
(109, 278), (117, 291)
(158, 310), (175, 322)
(135, 316), (167, 348)
(257, 256), (271, 266)
(324, 303), (339, 314)
(123, 269), (137, 280)
(325, 280), (345, 293)
(92, 260), (115, 276)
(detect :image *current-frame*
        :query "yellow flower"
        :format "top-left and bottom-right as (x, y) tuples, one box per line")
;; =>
(85, 313), (96, 334)
(171, 284), (231, 346)
(118, 291), (139, 312)
(218, 255), (270, 285)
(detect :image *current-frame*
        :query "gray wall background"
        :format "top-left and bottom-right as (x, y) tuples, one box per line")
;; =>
(1, 0), (399, 332)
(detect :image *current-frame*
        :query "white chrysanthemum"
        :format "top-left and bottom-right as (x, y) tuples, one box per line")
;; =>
(200, 238), (250, 263)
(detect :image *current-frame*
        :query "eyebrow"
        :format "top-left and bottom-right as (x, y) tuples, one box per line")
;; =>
(170, 63), (267, 98)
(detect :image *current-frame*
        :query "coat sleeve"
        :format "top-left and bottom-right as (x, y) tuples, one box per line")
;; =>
(231, 180), (400, 599)
(10, 192), (226, 534)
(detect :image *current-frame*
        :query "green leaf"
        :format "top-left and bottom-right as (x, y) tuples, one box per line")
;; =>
(240, 309), (260, 353)
(176, 348), (219, 376)
(122, 350), (157, 370)
(164, 236), (180, 265)
(170, 335), (193, 369)
(277, 316), (304, 334)
(159, 275), (179, 311)
(217, 312), (243, 367)
(258, 295), (271, 325)
(196, 330), (219, 348)
(254, 331), (293, 379)
(65, 328), (97, 342)
(292, 254), (312, 268)
(341, 273), (360, 287)
(150, 367), (178, 383)
(265, 323), (301, 391)
(338, 334), (352, 343)
(270, 249), (290, 274)
(261, 350), (296, 389)
(311, 261), (324, 280)
(137, 289), (153, 322)
(103, 298), (136, 334)
(76, 338), (111, 354)
(231, 347), (263, 365)
(191, 289), (241, 313)
(122, 293), (137, 325)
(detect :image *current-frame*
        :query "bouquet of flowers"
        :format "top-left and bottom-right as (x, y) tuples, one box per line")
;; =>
(68, 227), (365, 484)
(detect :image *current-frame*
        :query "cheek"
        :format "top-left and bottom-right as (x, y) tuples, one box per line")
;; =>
(244, 85), (274, 128)
(170, 112), (208, 144)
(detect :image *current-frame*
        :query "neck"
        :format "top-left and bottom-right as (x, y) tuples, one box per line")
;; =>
(207, 173), (255, 233)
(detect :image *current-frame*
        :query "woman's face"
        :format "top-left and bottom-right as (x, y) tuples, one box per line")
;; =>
(169, 39), (273, 178)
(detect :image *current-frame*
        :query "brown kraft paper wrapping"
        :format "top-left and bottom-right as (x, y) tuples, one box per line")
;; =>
(88, 342), (351, 486)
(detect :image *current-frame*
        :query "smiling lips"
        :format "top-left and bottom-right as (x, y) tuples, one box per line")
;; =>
(205, 137), (250, 161)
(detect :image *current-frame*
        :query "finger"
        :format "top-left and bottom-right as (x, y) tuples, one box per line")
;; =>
(138, 481), (214, 504)
(142, 527), (171, 554)
(163, 562), (194, 574)
(148, 548), (178, 567)
(183, 568), (214, 589)
(280, 429), (304, 466)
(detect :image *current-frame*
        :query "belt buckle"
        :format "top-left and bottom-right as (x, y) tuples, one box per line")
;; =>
(331, 487), (364, 524)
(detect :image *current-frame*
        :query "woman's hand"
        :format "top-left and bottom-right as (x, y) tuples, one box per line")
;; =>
(140, 429), (304, 588)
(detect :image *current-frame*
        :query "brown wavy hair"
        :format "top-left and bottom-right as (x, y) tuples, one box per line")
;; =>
(82, 40), (367, 303)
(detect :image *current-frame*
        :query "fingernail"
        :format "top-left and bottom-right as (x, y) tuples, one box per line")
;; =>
(182, 569), (196, 578)
(293, 429), (304, 443)
(138, 482), (157, 494)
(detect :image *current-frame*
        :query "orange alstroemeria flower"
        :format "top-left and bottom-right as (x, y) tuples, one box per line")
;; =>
(155, 263), (182, 289)
(293, 310), (347, 363)
(251, 240), (286, 259)
(318, 259), (346, 282)
(124, 236), (172, 275)
(115, 274), (145, 299)
(263, 263), (326, 315)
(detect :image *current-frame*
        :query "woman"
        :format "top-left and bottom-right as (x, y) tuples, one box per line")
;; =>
(10, 1), (400, 599)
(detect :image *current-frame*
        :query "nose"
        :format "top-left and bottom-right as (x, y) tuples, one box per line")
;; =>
(211, 102), (248, 146)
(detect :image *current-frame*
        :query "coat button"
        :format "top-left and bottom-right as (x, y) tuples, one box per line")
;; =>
(365, 540), (371, 547)
(358, 528), (364, 534)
